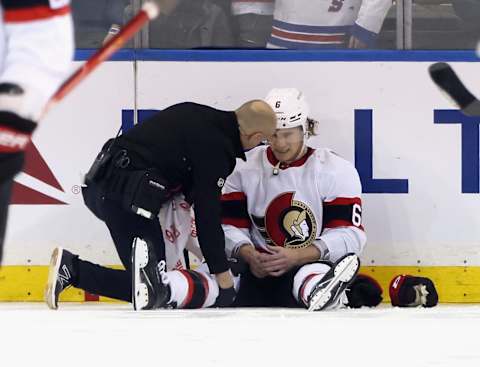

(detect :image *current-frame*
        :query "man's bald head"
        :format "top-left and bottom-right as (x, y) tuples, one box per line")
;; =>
(235, 100), (276, 150)
(236, 100), (276, 135)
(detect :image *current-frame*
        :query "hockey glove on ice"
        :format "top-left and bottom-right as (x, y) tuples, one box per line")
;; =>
(346, 274), (383, 308)
(389, 275), (439, 307)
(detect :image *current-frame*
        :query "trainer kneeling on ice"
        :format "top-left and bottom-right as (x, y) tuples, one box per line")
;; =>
(45, 100), (276, 310)
(96, 89), (375, 312)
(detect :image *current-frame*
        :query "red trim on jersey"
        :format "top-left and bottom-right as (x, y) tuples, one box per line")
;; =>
(324, 197), (364, 230)
(4, 5), (70, 22)
(222, 217), (251, 228)
(324, 219), (364, 231)
(197, 272), (210, 307)
(179, 270), (194, 308)
(221, 192), (247, 202)
(324, 197), (362, 206)
(272, 28), (344, 43)
(266, 146), (315, 169)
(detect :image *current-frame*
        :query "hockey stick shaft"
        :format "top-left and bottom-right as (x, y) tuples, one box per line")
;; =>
(44, 2), (159, 114)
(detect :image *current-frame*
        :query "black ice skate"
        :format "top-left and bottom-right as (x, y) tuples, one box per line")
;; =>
(45, 247), (77, 310)
(132, 237), (171, 310)
(307, 253), (360, 312)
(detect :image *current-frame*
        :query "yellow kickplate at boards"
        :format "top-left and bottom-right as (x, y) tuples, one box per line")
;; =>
(1, 265), (480, 303)
(361, 266), (480, 303)
(0, 266), (84, 302)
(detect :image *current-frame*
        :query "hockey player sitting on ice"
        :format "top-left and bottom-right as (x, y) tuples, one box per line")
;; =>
(268, 0), (392, 49)
(130, 88), (383, 311)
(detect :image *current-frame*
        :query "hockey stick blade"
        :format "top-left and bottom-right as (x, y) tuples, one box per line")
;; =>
(429, 62), (480, 117)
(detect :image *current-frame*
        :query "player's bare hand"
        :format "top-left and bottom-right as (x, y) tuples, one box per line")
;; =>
(261, 245), (299, 277)
(239, 244), (268, 278)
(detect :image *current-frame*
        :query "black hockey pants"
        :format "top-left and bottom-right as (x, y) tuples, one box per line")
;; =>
(72, 182), (167, 302)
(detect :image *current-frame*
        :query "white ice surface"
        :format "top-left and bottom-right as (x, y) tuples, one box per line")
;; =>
(0, 303), (479, 367)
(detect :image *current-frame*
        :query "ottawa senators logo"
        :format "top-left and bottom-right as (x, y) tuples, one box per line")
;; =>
(252, 192), (317, 249)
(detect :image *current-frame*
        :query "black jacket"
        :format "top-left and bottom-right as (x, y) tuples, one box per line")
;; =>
(117, 102), (245, 274)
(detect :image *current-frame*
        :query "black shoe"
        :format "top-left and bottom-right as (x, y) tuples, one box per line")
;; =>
(45, 247), (77, 310)
(307, 253), (360, 311)
(132, 237), (171, 310)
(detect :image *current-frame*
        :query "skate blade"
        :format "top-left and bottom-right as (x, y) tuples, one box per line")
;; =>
(133, 283), (149, 311)
(308, 254), (360, 312)
(133, 237), (149, 268)
(45, 247), (63, 310)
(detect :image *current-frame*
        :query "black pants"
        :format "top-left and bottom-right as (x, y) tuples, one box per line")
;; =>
(72, 183), (166, 302)
(0, 179), (13, 263)
(233, 267), (302, 308)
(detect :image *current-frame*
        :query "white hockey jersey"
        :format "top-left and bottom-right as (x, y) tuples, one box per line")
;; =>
(268, 0), (392, 49)
(221, 146), (366, 262)
(159, 195), (203, 270)
(231, 0), (274, 16)
(0, 0), (74, 120)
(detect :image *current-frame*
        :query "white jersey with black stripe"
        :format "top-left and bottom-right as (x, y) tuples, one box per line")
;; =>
(221, 145), (366, 262)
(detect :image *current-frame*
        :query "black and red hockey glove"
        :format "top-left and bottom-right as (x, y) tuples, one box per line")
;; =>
(389, 275), (438, 307)
(0, 84), (37, 184)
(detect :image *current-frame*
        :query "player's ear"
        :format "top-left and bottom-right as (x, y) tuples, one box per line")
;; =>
(253, 132), (265, 144)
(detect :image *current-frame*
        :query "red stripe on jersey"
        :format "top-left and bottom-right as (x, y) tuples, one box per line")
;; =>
(272, 28), (344, 43)
(179, 270), (194, 308)
(222, 217), (251, 228)
(324, 219), (364, 231)
(221, 192), (247, 202)
(4, 5), (70, 22)
(325, 197), (362, 206)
